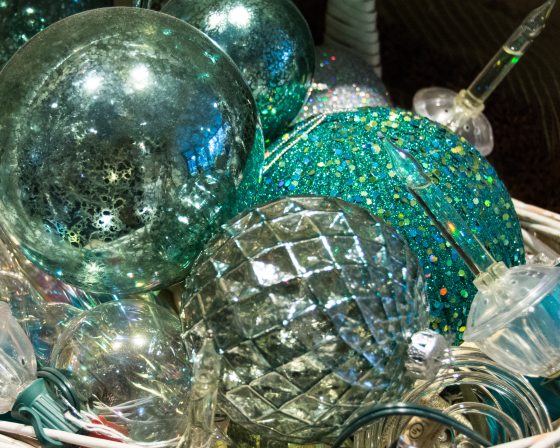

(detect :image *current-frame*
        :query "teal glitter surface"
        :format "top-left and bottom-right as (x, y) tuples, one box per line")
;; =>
(237, 108), (525, 340)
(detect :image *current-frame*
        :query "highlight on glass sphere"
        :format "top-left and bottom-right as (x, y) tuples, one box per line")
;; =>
(50, 300), (192, 443)
(162, 0), (315, 142)
(181, 196), (430, 443)
(0, 0), (112, 68)
(0, 7), (264, 295)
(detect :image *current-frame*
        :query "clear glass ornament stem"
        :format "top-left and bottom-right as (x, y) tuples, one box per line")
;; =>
(383, 137), (497, 276)
(462, 0), (555, 108)
(133, 0), (152, 8)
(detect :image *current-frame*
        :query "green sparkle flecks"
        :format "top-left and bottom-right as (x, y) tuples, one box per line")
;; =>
(237, 107), (525, 342)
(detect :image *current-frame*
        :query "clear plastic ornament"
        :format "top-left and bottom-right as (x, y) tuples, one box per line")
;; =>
(50, 300), (193, 443)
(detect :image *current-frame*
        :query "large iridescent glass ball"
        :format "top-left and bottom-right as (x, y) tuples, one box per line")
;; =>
(162, 0), (315, 142)
(0, 0), (112, 68)
(182, 196), (429, 443)
(237, 108), (524, 341)
(0, 7), (264, 294)
(51, 300), (192, 443)
(293, 44), (391, 123)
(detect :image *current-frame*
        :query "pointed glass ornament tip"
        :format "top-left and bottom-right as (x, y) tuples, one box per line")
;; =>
(413, 0), (556, 156)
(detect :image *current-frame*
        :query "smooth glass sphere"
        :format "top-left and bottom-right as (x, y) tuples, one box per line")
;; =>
(0, 7), (264, 294)
(50, 300), (192, 443)
(0, 0), (112, 68)
(182, 196), (429, 443)
(162, 0), (315, 142)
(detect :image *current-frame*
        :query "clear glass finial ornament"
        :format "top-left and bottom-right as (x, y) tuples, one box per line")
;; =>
(413, 0), (555, 156)
(383, 136), (560, 381)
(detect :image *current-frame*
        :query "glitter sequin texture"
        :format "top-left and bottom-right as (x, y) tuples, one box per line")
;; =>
(182, 196), (429, 443)
(0, 8), (264, 294)
(293, 44), (391, 123)
(162, 0), (315, 143)
(237, 108), (524, 340)
(0, 0), (112, 68)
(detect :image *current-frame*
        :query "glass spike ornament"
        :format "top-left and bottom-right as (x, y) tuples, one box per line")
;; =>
(413, 0), (556, 156)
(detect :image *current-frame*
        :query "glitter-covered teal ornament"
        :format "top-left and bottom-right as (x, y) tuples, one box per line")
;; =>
(238, 108), (524, 340)
(0, 7), (264, 295)
(0, 0), (112, 68)
(162, 0), (315, 143)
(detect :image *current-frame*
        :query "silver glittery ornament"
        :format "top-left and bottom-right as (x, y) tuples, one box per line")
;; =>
(181, 196), (429, 443)
(162, 0), (315, 142)
(293, 44), (391, 123)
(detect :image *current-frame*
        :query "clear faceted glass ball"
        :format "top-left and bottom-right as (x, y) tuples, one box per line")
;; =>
(0, 7), (264, 294)
(181, 196), (429, 443)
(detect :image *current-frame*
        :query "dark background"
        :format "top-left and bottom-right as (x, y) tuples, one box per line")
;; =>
(293, 0), (560, 212)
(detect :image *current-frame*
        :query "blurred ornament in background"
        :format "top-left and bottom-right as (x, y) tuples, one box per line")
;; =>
(293, 44), (390, 123)
(0, 0), (112, 68)
(162, 0), (315, 143)
(237, 108), (524, 339)
(0, 7), (264, 295)
(182, 196), (429, 443)
(50, 300), (192, 443)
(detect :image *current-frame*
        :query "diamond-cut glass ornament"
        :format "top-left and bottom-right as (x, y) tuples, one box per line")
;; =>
(181, 196), (429, 443)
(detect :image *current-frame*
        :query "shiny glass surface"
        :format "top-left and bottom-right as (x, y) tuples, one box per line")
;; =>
(0, 7), (264, 294)
(181, 196), (429, 443)
(163, 0), (315, 142)
(51, 300), (192, 443)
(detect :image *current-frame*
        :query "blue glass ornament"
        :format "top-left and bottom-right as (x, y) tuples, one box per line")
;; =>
(162, 0), (315, 142)
(182, 196), (429, 443)
(237, 108), (524, 340)
(0, 7), (264, 295)
(0, 0), (112, 68)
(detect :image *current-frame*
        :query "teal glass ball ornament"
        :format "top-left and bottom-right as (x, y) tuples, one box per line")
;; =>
(50, 300), (192, 443)
(0, 7), (264, 295)
(182, 196), (430, 443)
(0, 0), (112, 68)
(162, 0), (315, 142)
(237, 108), (524, 340)
(293, 44), (391, 123)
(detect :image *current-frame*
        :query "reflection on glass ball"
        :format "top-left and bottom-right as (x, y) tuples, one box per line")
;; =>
(182, 196), (429, 443)
(162, 0), (315, 142)
(0, 0), (112, 68)
(0, 7), (264, 294)
(238, 108), (524, 340)
(51, 300), (192, 443)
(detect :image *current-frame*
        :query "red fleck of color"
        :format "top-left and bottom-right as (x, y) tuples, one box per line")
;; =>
(440, 288), (447, 296)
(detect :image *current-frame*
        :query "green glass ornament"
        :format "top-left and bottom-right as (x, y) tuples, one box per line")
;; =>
(0, 7), (264, 295)
(50, 300), (192, 443)
(0, 0), (112, 68)
(162, 0), (315, 143)
(182, 196), (429, 443)
(237, 108), (524, 340)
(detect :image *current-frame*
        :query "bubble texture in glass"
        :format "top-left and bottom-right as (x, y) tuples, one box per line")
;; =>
(181, 196), (429, 443)
(0, 7), (264, 294)
(293, 44), (391, 123)
(0, 0), (112, 68)
(237, 108), (524, 341)
(162, 0), (315, 142)
(51, 300), (192, 443)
